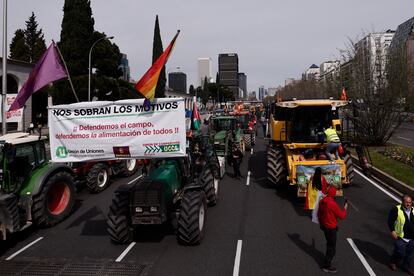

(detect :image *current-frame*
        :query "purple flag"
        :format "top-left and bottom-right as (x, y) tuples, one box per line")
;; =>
(9, 42), (67, 111)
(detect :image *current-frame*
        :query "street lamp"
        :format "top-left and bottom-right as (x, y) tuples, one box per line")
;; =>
(88, 35), (114, 101)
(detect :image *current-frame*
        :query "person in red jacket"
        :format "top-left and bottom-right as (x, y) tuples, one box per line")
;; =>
(318, 186), (348, 273)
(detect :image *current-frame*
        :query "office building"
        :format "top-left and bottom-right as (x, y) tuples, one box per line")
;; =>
(198, 57), (213, 87)
(168, 71), (187, 93)
(238, 72), (247, 99)
(258, 85), (265, 100)
(218, 53), (239, 98)
(119, 53), (130, 82)
(302, 64), (320, 80)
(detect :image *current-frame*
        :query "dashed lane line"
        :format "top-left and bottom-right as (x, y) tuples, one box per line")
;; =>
(115, 242), (136, 262)
(347, 238), (376, 276)
(232, 240), (243, 276)
(246, 171), (251, 186)
(127, 174), (143, 185)
(354, 169), (401, 203)
(6, 237), (44, 260)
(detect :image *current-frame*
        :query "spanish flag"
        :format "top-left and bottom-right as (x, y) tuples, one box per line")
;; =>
(135, 30), (180, 101)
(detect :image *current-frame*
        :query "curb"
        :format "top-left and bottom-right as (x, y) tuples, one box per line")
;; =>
(351, 155), (414, 197)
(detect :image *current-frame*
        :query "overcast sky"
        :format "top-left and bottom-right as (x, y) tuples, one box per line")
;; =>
(1, 0), (413, 92)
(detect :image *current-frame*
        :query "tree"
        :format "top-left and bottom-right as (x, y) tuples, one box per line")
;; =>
(9, 29), (29, 61)
(152, 15), (166, 98)
(9, 12), (46, 63)
(25, 12), (46, 63)
(92, 31), (122, 78)
(58, 0), (95, 76)
(337, 34), (409, 145)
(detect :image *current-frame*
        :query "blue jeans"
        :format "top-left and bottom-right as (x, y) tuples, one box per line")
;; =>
(391, 238), (414, 270)
(326, 142), (339, 161)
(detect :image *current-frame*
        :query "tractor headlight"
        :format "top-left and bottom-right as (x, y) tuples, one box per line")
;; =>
(135, 207), (143, 213)
(150, 206), (158, 212)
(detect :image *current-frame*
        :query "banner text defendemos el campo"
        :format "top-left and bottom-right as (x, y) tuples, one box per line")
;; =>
(51, 101), (179, 117)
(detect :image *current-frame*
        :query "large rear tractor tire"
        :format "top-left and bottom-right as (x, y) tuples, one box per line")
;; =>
(86, 163), (109, 193)
(33, 171), (76, 227)
(344, 154), (355, 185)
(107, 191), (133, 244)
(201, 166), (218, 206)
(267, 146), (288, 188)
(177, 190), (207, 245)
(243, 134), (252, 150)
(119, 159), (140, 177)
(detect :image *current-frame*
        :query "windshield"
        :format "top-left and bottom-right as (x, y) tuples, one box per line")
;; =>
(290, 106), (337, 142)
(211, 118), (237, 131)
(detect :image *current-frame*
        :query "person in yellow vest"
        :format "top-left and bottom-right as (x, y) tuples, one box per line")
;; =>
(324, 126), (341, 163)
(388, 195), (414, 274)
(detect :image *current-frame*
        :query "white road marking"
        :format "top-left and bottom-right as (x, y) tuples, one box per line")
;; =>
(6, 237), (44, 260)
(115, 242), (136, 262)
(347, 238), (376, 276)
(233, 240), (243, 276)
(347, 200), (359, 212)
(250, 148), (254, 154)
(355, 169), (401, 203)
(397, 136), (411, 141)
(246, 171), (251, 186)
(127, 174), (143, 185)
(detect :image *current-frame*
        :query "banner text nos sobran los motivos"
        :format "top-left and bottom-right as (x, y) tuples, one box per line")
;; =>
(48, 98), (186, 162)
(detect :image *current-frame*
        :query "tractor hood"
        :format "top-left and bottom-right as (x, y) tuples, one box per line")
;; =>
(214, 131), (227, 141)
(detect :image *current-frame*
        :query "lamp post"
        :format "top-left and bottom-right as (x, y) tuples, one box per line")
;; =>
(88, 35), (114, 101)
(2, 0), (8, 135)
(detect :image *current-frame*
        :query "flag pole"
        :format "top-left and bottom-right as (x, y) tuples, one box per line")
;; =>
(53, 40), (79, 102)
(2, 0), (8, 135)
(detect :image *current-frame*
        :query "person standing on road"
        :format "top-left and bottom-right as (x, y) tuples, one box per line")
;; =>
(318, 186), (347, 273)
(231, 143), (243, 179)
(388, 195), (414, 275)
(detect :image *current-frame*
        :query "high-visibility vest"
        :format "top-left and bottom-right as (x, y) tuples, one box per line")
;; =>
(395, 205), (414, 238)
(324, 128), (340, 143)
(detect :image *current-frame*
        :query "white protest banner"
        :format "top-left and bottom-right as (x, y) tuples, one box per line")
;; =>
(0, 94), (24, 123)
(49, 98), (186, 162)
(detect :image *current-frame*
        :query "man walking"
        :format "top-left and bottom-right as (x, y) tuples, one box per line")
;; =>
(231, 143), (243, 179)
(318, 186), (347, 273)
(388, 195), (414, 275)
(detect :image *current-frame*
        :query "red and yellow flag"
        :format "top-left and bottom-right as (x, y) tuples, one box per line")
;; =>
(135, 30), (180, 101)
(340, 87), (347, 101)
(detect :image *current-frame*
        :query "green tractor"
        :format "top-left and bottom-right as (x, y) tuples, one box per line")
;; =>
(0, 133), (76, 240)
(208, 115), (245, 171)
(106, 145), (219, 245)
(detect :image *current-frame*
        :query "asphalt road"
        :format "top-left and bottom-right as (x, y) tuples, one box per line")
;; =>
(389, 122), (414, 148)
(0, 130), (410, 276)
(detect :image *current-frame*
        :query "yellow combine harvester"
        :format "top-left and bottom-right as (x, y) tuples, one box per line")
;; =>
(266, 99), (354, 197)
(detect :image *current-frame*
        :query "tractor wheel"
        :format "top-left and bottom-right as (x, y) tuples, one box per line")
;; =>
(344, 154), (355, 185)
(0, 195), (20, 237)
(244, 134), (252, 150)
(267, 146), (288, 188)
(32, 171), (76, 227)
(107, 191), (133, 244)
(86, 163), (109, 193)
(177, 190), (207, 245)
(201, 166), (218, 206)
(119, 159), (140, 177)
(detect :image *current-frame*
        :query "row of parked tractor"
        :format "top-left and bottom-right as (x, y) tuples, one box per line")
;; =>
(0, 105), (259, 246)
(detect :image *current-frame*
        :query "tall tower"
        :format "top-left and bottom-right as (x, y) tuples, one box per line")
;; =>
(218, 53), (239, 99)
(197, 57), (212, 87)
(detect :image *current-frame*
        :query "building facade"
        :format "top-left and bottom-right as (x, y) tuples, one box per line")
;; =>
(218, 53), (239, 99)
(197, 57), (213, 87)
(168, 71), (187, 93)
(302, 64), (320, 80)
(258, 85), (265, 101)
(119, 53), (130, 82)
(238, 72), (247, 99)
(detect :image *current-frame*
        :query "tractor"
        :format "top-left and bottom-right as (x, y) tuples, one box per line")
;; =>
(70, 159), (141, 193)
(266, 99), (354, 197)
(0, 133), (76, 240)
(230, 110), (256, 150)
(106, 143), (219, 245)
(208, 115), (245, 171)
